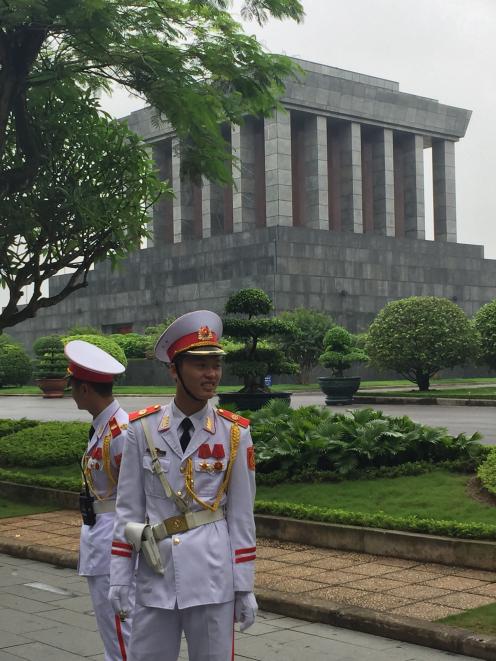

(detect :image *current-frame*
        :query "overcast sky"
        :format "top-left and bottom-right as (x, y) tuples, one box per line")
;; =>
(102, 0), (496, 258)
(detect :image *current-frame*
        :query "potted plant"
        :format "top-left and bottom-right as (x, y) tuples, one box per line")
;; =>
(33, 335), (68, 398)
(218, 288), (298, 410)
(318, 326), (368, 405)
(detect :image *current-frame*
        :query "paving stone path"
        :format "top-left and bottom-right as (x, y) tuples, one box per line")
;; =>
(1, 511), (495, 623)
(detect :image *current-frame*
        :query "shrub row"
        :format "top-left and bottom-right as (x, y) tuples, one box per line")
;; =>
(0, 422), (87, 467)
(255, 500), (496, 541)
(0, 418), (38, 438)
(477, 448), (496, 497)
(0, 468), (80, 492)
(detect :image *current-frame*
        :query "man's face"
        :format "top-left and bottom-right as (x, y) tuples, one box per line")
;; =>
(172, 355), (222, 401)
(70, 379), (88, 410)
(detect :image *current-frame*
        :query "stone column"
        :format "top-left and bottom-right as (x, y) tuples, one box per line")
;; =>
(201, 178), (211, 239)
(304, 115), (329, 230)
(232, 121), (257, 232)
(432, 139), (457, 242)
(372, 128), (395, 236)
(172, 137), (199, 242)
(265, 109), (292, 226)
(403, 134), (425, 239)
(340, 122), (363, 233)
(151, 140), (173, 245)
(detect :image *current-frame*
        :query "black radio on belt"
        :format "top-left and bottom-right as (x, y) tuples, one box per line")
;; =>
(79, 487), (96, 526)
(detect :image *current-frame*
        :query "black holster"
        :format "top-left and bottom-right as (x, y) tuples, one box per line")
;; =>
(79, 489), (96, 527)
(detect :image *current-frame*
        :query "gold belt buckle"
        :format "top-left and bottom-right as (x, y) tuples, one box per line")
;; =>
(164, 514), (188, 535)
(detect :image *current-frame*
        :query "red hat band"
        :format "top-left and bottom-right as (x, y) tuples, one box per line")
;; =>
(167, 329), (221, 362)
(68, 362), (115, 383)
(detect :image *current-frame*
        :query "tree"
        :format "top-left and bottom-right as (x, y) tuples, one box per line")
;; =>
(0, 82), (165, 330)
(277, 308), (335, 383)
(223, 288), (297, 393)
(474, 300), (496, 370)
(1, 0), (303, 193)
(319, 326), (368, 377)
(0, 0), (303, 329)
(366, 296), (479, 391)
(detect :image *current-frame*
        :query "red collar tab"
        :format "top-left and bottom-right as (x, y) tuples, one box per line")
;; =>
(68, 362), (114, 383)
(167, 327), (221, 361)
(216, 408), (250, 428)
(129, 404), (161, 422)
(108, 417), (122, 438)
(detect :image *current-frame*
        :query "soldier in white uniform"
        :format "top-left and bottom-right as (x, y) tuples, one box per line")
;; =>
(109, 311), (257, 661)
(65, 340), (134, 661)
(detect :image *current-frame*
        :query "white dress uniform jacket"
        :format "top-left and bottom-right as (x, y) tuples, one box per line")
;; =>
(110, 401), (256, 610)
(79, 400), (129, 575)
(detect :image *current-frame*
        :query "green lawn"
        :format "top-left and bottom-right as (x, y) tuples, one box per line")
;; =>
(0, 496), (59, 518)
(357, 387), (496, 399)
(256, 471), (496, 526)
(438, 603), (496, 636)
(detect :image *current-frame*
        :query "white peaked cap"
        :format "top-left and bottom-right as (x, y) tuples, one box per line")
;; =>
(64, 340), (125, 382)
(155, 310), (224, 364)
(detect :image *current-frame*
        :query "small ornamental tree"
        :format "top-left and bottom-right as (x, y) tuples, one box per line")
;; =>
(33, 335), (67, 379)
(474, 300), (496, 370)
(0, 341), (32, 386)
(319, 326), (368, 377)
(366, 296), (479, 391)
(277, 309), (335, 384)
(223, 288), (297, 393)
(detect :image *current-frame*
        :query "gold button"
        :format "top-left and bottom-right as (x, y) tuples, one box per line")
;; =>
(173, 537), (180, 545)
(180, 466), (185, 473)
(177, 490), (182, 497)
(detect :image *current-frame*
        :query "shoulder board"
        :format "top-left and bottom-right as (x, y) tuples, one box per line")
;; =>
(129, 404), (161, 423)
(108, 417), (122, 438)
(216, 408), (250, 428)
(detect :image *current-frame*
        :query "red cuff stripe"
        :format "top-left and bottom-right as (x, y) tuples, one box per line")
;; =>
(235, 554), (256, 564)
(235, 547), (256, 555)
(112, 541), (132, 550)
(111, 549), (133, 558)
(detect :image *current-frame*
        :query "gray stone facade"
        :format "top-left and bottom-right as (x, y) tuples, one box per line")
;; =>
(8, 58), (493, 350)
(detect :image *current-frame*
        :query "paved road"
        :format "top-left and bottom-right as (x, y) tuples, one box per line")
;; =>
(0, 553), (480, 660)
(1, 394), (494, 443)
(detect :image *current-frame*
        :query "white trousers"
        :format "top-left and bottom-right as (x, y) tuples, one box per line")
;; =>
(87, 574), (133, 661)
(128, 600), (235, 661)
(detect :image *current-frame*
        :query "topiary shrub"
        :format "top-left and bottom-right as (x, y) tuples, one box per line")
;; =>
(0, 342), (32, 386)
(63, 334), (127, 367)
(223, 288), (297, 393)
(32, 335), (67, 379)
(319, 326), (368, 377)
(0, 419), (38, 438)
(474, 300), (496, 371)
(477, 448), (496, 497)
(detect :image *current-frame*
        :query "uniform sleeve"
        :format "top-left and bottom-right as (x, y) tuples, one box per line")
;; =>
(226, 424), (256, 592)
(110, 421), (146, 587)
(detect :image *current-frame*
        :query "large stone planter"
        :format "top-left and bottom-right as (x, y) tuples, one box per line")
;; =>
(217, 391), (291, 412)
(35, 378), (67, 398)
(318, 376), (361, 405)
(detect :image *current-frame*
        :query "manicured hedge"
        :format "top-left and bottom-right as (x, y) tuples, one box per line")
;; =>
(255, 501), (496, 541)
(477, 448), (496, 497)
(0, 419), (38, 438)
(0, 422), (87, 467)
(0, 468), (80, 492)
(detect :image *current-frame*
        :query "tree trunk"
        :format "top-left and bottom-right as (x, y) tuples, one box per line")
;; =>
(416, 372), (430, 391)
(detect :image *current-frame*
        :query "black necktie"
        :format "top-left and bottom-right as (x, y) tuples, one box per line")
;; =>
(179, 418), (193, 452)
(88, 425), (95, 441)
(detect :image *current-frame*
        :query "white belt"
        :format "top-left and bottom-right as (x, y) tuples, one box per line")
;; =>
(93, 500), (116, 514)
(152, 509), (224, 540)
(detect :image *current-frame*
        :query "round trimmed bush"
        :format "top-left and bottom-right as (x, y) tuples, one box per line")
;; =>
(477, 448), (496, 497)
(0, 343), (32, 386)
(0, 421), (87, 467)
(109, 333), (150, 359)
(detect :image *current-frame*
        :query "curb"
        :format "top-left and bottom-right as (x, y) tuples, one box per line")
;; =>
(355, 395), (496, 407)
(1, 539), (496, 660)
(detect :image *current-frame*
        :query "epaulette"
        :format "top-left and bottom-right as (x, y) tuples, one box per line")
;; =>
(108, 416), (122, 438)
(129, 404), (161, 423)
(216, 408), (250, 428)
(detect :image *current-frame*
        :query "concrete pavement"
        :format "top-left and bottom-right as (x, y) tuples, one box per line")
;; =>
(0, 394), (494, 442)
(0, 552), (481, 660)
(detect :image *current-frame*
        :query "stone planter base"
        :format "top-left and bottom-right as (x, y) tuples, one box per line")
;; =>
(318, 376), (361, 405)
(217, 391), (291, 411)
(35, 378), (67, 398)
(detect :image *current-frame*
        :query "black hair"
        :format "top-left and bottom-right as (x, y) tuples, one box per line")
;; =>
(71, 376), (113, 397)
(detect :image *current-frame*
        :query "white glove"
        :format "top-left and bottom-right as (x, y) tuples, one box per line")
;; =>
(234, 591), (258, 632)
(108, 585), (130, 621)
